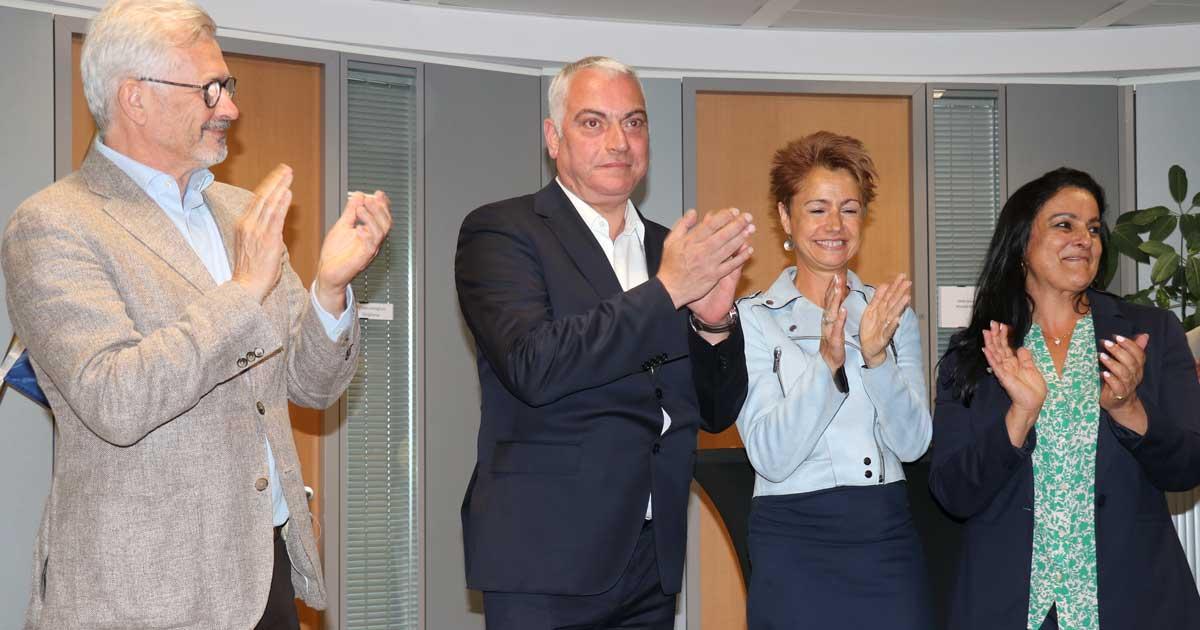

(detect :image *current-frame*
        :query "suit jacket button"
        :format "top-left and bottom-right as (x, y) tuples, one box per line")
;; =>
(255, 477), (269, 492)
(257, 401), (266, 415)
(254, 347), (265, 358)
(237, 357), (249, 368)
(345, 344), (353, 360)
(655, 388), (663, 400)
(246, 351), (257, 361)
(864, 470), (873, 479)
(652, 443), (661, 454)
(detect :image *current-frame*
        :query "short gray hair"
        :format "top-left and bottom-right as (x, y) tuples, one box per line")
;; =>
(81, 0), (217, 132)
(547, 56), (643, 135)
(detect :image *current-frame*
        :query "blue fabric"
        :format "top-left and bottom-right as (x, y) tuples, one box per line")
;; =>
(746, 482), (931, 629)
(5, 350), (47, 408)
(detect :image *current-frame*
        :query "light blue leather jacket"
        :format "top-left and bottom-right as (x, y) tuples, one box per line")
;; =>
(735, 268), (932, 497)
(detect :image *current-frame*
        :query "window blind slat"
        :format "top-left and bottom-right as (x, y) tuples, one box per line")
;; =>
(932, 95), (1001, 356)
(344, 65), (419, 629)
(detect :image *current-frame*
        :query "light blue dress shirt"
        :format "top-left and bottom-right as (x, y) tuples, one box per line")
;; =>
(94, 139), (355, 526)
(735, 267), (932, 497)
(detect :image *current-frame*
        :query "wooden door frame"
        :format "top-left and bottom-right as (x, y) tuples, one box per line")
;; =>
(681, 77), (928, 628)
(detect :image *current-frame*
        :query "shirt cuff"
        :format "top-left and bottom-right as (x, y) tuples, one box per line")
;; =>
(310, 282), (355, 341)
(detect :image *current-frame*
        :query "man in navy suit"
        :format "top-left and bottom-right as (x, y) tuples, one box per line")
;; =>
(455, 56), (754, 629)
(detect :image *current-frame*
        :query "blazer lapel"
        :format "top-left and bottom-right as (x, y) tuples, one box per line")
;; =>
(535, 181), (623, 298)
(80, 149), (216, 293)
(1088, 289), (1137, 487)
(643, 211), (664, 276)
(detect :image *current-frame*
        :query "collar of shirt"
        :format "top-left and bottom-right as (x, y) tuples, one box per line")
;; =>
(758, 266), (872, 338)
(94, 138), (215, 219)
(555, 178), (643, 259)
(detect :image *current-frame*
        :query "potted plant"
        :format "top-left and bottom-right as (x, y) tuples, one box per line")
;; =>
(1106, 164), (1200, 330)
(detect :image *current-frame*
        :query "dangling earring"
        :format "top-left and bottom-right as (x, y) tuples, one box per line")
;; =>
(783, 238), (794, 252)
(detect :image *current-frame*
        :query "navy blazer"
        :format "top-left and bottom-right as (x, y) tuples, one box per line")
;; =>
(454, 181), (747, 596)
(930, 289), (1200, 629)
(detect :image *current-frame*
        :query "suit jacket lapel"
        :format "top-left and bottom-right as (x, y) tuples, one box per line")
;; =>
(643, 211), (664, 275)
(80, 149), (216, 293)
(535, 181), (623, 298)
(1088, 289), (1137, 488)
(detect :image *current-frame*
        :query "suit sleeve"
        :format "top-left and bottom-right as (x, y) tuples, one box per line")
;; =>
(928, 351), (1032, 519)
(1, 201), (281, 446)
(281, 255), (360, 410)
(1110, 309), (1200, 491)
(688, 323), (748, 433)
(454, 205), (684, 407)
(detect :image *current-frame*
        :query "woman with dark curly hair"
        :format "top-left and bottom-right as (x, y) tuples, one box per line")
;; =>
(930, 167), (1200, 630)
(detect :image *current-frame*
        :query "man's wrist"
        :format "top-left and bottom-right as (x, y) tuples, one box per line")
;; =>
(689, 307), (739, 334)
(314, 279), (347, 315)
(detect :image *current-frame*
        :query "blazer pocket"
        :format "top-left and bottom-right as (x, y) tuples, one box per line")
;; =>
(493, 440), (581, 475)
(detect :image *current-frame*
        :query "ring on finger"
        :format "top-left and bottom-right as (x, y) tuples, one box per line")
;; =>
(821, 316), (833, 325)
(1114, 393), (1126, 401)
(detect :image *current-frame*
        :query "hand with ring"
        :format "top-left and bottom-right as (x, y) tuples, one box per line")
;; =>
(859, 273), (912, 368)
(1099, 333), (1150, 434)
(818, 272), (848, 373)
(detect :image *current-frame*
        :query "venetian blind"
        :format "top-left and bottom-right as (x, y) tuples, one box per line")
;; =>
(932, 90), (1002, 358)
(344, 65), (419, 629)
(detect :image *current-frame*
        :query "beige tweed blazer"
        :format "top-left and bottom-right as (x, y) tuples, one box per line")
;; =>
(2, 149), (360, 629)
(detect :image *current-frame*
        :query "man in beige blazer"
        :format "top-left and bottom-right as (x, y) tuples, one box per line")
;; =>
(1, 1), (390, 628)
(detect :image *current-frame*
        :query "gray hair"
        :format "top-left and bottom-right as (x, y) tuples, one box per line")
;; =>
(81, 0), (217, 132)
(547, 56), (643, 135)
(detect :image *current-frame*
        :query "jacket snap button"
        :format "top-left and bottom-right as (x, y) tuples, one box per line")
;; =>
(255, 477), (269, 491)
(863, 457), (872, 465)
(864, 470), (873, 479)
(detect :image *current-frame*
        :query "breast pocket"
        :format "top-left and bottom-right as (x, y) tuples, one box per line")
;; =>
(492, 440), (582, 475)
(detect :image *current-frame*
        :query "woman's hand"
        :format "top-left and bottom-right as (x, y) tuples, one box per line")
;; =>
(860, 273), (912, 368)
(983, 321), (1046, 447)
(818, 273), (848, 373)
(1100, 333), (1150, 435)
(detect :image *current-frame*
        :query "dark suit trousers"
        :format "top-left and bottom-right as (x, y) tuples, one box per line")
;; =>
(482, 521), (675, 630)
(254, 524), (300, 630)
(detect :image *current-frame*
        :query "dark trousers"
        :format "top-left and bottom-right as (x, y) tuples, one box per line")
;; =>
(482, 521), (676, 630)
(254, 524), (300, 630)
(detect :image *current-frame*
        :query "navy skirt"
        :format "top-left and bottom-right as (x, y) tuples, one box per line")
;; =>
(746, 482), (932, 630)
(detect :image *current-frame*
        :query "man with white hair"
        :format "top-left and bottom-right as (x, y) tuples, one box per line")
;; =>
(455, 56), (753, 628)
(3, 1), (390, 628)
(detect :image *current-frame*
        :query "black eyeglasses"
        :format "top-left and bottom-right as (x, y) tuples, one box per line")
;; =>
(139, 76), (237, 108)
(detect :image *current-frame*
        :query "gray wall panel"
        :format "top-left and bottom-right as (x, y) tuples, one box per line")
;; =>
(0, 7), (55, 626)
(540, 75), (685, 226)
(1006, 84), (1120, 212)
(423, 64), (542, 629)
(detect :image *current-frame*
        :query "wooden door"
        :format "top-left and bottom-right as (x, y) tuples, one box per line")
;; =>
(72, 38), (327, 630)
(693, 90), (913, 629)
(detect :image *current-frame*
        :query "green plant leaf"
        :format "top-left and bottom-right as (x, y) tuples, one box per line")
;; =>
(1156, 286), (1172, 308)
(1152, 251), (1181, 284)
(1170, 165), (1189, 205)
(1193, 191), (1200, 210)
(1111, 223), (1150, 263)
(1139, 240), (1175, 259)
(1133, 206), (1170, 227)
(1187, 257), (1200, 298)
(1185, 312), (1200, 331)
(1149, 215), (1179, 241)
(1181, 214), (1200, 248)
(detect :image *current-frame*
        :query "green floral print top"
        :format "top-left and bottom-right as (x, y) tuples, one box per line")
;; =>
(1026, 315), (1100, 630)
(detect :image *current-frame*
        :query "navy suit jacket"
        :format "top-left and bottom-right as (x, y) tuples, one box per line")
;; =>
(454, 181), (747, 596)
(930, 289), (1200, 629)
